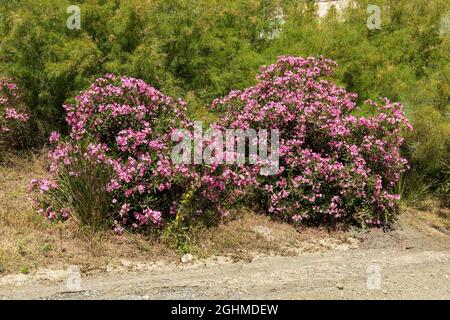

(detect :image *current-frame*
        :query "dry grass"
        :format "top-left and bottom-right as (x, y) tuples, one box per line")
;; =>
(401, 198), (450, 233)
(191, 209), (350, 261)
(0, 152), (177, 274)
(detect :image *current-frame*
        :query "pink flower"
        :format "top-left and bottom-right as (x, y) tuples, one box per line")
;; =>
(60, 208), (71, 220)
(113, 220), (125, 235)
(143, 208), (163, 225)
(49, 131), (61, 144)
(4, 108), (29, 122)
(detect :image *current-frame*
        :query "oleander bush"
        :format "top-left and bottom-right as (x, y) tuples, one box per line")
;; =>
(0, 78), (32, 154)
(29, 75), (201, 232)
(29, 56), (415, 232)
(211, 56), (412, 227)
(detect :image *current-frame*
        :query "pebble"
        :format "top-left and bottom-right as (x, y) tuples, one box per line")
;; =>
(181, 254), (194, 263)
(252, 226), (274, 240)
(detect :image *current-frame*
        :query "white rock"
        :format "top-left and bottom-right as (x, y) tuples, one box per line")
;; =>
(181, 254), (194, 263)
(252, 226), (274, 240)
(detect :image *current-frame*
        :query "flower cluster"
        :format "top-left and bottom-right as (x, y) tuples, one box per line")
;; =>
(210, 56), (412, 226)
(0, 78), (29, 135)
(28, 178), (68, 220)
(30, 75), (195, 229)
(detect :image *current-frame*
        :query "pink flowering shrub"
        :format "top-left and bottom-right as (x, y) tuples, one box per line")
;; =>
(211, 56), (412, 227)
(0, 78), (31, 153)
(30, 56), (412, 233)
(29, 75), (196, 231)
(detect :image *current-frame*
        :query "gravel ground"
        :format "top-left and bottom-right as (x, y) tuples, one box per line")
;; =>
(1, 212), (449, 300)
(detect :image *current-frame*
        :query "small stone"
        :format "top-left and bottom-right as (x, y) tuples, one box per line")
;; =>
(120, 259), (133, 268)
(181, 254), (194, 263)
(106, 264), (115, 272)
(252, 226), (274, 240)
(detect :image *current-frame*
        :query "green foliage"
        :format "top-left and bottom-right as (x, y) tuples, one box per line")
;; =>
(0, 0), (274, 134)
(162, 188), (222, 252)
(1, 0), (449, 197)
(43, 151), (114, 230)
(395, 170), (432, 208)
(1, 1), (447, 113)
(19, 265), (29, 274)
(407, 106), (450, 174)
(56, 160), (113, 230)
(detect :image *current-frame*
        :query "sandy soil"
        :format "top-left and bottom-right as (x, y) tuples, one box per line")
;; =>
(1, 211), (449, 300)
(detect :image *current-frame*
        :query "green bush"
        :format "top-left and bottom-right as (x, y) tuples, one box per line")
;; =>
(408, 106), (450, 175)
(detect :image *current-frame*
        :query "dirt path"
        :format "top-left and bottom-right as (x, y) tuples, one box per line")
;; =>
(1, 209), (449, 300)
(1, 247), (449, 300)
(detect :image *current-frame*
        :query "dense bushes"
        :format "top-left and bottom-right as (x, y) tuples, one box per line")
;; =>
(211, 56), (411, 226)
(30, 56), (412, 231)
(0, 0), (447, 234)
(274, 0), (450, 194)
